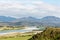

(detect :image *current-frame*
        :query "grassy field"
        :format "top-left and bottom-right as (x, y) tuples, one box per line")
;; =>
(0, 26), (25, 30)
(0, 36), (32, 40)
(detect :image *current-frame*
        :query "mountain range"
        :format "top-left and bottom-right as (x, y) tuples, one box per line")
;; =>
(0, 16), (60, 26)
(0, 16), (16, 22)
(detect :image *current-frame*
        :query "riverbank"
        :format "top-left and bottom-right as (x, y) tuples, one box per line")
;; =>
(0, 30), (42, 39)
(0, 32), (33, 40)
(0, 26), (41, 40)
(0, 26), (39, 31)
(0, 35), (32, 40)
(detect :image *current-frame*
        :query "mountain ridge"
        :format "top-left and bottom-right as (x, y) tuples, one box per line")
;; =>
(0, 16), (16, 22)
(0, 16), (60, 26)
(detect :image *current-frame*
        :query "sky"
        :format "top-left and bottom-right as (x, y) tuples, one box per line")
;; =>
(0, 0), (60, 18)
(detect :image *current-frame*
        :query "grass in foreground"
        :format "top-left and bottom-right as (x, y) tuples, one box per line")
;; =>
(0, 36), (32, 40)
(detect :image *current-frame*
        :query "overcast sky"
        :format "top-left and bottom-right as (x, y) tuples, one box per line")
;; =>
(0, 0), (60, 18)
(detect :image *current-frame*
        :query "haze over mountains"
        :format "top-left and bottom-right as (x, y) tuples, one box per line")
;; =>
(0, 16), (60, 26)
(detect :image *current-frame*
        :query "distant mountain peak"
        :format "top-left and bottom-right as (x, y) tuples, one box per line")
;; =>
(41, 16), (60, 21)
(0, 16), (16, 22)
(43, 16), (60, 18)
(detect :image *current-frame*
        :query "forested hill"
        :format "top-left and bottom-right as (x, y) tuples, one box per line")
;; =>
(29, 28), (60, 40)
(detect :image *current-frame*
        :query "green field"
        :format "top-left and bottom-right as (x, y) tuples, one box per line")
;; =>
(0, 36), (32, 40)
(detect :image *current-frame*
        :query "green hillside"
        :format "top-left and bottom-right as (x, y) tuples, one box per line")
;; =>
(29, 28), (60, 40)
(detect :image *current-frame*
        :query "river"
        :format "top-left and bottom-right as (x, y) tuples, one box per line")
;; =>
(0, 27), (39, 34)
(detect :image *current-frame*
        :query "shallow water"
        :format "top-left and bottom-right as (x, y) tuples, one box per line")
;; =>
(0, 27), (38, 34)
(0, 30), (31, 34)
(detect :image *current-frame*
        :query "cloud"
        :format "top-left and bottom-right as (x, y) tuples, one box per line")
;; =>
(0, 0), (59, 18)
(0, 0), (58, 11)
